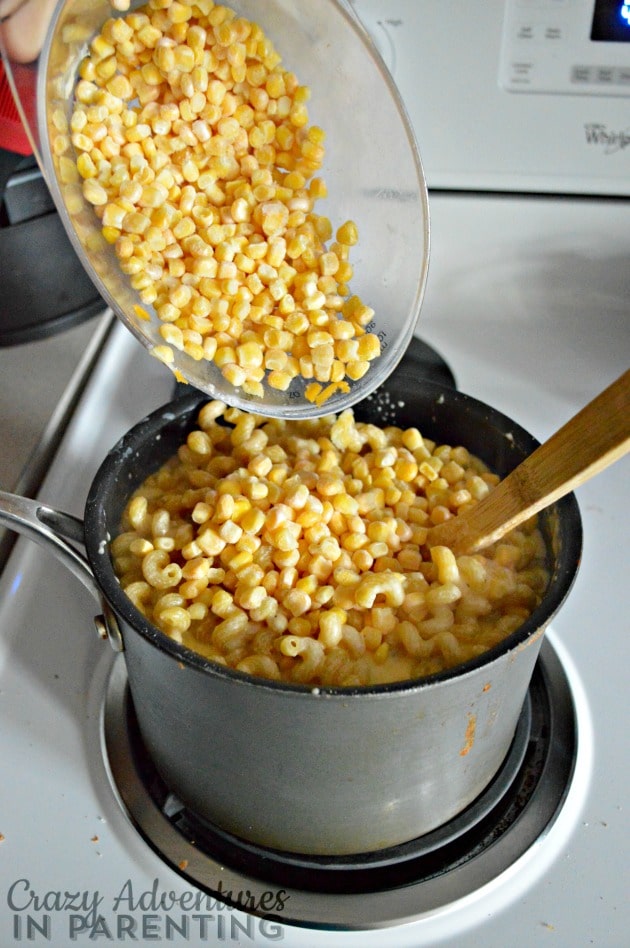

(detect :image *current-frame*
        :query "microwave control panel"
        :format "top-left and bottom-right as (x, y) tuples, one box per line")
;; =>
(500, 0), (630, 95)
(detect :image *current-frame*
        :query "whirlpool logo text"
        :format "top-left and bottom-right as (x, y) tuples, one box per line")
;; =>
(584, 123), (630, 154)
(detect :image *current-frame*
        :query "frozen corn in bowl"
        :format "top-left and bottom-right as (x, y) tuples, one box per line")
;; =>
(33, 0), (429, 417)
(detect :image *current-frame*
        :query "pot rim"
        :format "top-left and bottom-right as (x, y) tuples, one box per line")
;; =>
(84, 383), (583, 698)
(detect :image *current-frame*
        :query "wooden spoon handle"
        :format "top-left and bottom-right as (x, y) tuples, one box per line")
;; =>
(428, 368), (630, 555)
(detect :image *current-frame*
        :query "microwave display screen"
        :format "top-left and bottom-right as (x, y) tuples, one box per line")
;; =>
(591, 0), (630, 41)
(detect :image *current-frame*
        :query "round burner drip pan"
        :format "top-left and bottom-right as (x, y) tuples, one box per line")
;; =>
(102, 638), (577, 930)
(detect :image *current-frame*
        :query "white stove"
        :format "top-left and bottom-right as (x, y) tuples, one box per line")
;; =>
(1, 0), (630, 944)
(0, 188), (628, 947)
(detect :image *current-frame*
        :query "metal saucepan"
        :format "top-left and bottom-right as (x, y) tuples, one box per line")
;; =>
(0, 376), (582, 856)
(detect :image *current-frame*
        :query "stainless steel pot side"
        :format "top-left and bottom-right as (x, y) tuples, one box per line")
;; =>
(0, 378), (582, 856)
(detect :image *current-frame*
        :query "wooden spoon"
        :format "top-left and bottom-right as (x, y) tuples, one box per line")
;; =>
(427, 368), (630, 556)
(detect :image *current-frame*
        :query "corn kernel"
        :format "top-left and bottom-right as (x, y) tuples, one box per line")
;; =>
(82, 180), (108, 205)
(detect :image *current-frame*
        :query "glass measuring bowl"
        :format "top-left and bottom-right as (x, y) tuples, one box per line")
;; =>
(1, 0), (429, 418)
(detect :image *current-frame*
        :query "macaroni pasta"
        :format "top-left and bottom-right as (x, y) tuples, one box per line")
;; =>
(111, 401), (549, 686)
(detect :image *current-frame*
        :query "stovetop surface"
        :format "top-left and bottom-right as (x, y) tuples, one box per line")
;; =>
(0, 192), (628, 947)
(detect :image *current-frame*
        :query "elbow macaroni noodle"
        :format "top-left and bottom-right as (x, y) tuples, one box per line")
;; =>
(111, 401), (550, 686)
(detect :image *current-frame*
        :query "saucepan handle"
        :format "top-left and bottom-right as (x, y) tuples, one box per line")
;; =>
(0, 490), (123, 651)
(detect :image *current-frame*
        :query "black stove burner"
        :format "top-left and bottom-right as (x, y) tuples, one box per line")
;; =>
(102, 639), (578, 930)
(0, 150), (103, 346)
(387, 334), (456, 390)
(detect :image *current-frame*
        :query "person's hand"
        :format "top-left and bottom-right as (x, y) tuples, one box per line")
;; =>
(0, 0), (59, 63)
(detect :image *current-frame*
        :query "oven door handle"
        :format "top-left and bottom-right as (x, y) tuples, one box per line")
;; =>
(0, 490), (123, 651)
